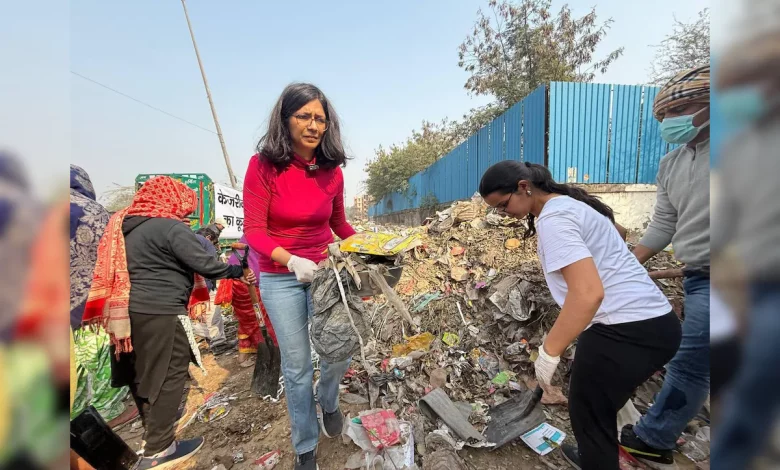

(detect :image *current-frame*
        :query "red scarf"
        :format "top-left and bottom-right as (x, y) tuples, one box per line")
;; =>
(83, 176), (210, 354)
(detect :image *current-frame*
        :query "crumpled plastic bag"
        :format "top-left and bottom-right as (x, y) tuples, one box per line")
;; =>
(489, 277), (535, 322)
(310, 268), (370, 363)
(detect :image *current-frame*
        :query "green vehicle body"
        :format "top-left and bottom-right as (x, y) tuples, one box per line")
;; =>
(134, 173), (238, 249)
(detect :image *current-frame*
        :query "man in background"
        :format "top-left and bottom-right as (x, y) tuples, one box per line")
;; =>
(619, 65), (711, 468)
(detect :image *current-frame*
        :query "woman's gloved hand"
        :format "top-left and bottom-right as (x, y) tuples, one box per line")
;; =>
(534, 344), (561, 386)
(287, 255), (318, 283)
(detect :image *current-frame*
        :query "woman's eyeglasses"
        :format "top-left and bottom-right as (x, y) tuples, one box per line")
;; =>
(293, 113), (329, 130)
(494, 192), (514, 215)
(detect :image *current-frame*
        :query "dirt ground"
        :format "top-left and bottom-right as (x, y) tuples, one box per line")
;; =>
(116, 349), (700, 470)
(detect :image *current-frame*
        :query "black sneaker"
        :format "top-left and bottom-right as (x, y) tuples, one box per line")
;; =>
(294, 450), (318, 470)
(320, 408), (344, 438)
(561, 443), (581, 470)
(620, 424), (675, 469)
(134, 437), (204, 469)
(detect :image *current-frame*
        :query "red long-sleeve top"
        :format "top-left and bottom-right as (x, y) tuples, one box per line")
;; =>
(243, 153), (356, 274)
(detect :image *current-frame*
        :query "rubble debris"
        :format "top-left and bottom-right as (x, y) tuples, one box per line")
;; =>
(519, 422), (566, 455)
(485, 385), (545, 449)
(392, 332), (435, 357)
(254, 450), (281, 469)
(617, 400), (642, 434)
(504, 238), (521, 250)
(360, 409), (402, 449)
(679, 428), (712, 462)
(341, 393), (371, 405)
(418, 388), (486, 443)
(441, 332), (459, 347)
(343, 411), (416, 470)
(196, 393), (234, 424)
(335, 195), (686, 467)
(450, 266), (469, 282)
(491, 371), (514, 386)
(422, 448), (466, 470)
(428, 368), (448, 389)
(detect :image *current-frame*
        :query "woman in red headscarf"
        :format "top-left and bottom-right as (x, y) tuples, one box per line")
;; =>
(83, 176), (255, 469)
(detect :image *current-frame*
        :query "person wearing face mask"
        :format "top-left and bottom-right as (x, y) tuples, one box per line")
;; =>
(708, 30), (780, 469)
(243, 83), (356, 470)
(480, 162), (681, 470)
(619, 65), (711, 469)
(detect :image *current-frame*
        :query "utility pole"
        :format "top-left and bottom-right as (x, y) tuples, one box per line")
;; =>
(180, 0), (238, 189)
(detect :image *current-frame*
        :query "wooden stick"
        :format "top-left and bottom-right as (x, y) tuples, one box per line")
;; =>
(648, 268), (684, 280)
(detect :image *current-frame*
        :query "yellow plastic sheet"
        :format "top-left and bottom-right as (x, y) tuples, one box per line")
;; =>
(340, 232), (422, 257)
(392, 332), (435, 357)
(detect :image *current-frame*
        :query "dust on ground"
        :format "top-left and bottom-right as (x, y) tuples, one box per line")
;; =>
(116, 351), (698, 470)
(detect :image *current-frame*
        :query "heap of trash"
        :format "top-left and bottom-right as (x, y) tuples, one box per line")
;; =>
(321, 195), (692, 469)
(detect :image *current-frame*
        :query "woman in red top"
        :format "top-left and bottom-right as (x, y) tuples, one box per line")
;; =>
(243, 83), (355, 470)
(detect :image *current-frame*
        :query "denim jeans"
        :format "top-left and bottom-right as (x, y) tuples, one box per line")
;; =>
(711, 282), (780, 469)
(259, 272), (351, 455)
(634, 274), (710, 449)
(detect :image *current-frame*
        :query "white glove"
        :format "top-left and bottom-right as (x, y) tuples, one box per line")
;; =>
(287, 255), (318, 283)
(534, 345), (561, 386)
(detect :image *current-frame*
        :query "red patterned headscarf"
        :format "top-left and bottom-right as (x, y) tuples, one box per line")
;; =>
(83, 176), (208, 354)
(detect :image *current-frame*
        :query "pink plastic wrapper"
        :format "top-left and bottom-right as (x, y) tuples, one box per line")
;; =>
(254, 449), (281, 469)
(359, 409), (401, 449)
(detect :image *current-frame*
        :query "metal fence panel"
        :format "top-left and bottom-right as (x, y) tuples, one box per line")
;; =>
(477, 125), (490, 180)
(637, 86), (670, 183)
(549, 82), (610, 183)
(490, 115), (505, 167)
(369, 82), (674, 217)
(467, 134), (480, 202)
(609, 85), (643, 183)
(523, 85), (547, 164)
(505, 101), (523, 161)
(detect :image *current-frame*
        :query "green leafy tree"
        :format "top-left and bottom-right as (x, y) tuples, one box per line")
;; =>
(649, 8), (710, 85)
(366, 0), (623, 202)
(458, 0), (623, 108)
(365, 120), (459, 201)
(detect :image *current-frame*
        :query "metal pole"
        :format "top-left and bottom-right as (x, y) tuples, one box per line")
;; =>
(181, 0), (238, 189)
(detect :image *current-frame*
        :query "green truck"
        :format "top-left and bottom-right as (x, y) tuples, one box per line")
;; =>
(135, 173), (238, 248)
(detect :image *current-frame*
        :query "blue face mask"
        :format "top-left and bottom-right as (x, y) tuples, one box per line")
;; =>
(719, 86), (766, 128)
(660, 110), (710, 144)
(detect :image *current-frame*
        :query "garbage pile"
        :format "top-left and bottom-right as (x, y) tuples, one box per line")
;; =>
(332, 195), (687, 469)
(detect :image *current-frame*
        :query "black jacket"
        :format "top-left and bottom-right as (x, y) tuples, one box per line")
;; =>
(122, 216), (243, 315)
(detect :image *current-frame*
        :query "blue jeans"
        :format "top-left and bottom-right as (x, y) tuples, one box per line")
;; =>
(259, 272), (351, 455)
(711, 283), (780, 469)
(634, 274), (710, 449)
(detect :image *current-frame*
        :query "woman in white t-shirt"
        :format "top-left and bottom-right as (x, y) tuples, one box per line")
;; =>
(479, 161), (682, 470)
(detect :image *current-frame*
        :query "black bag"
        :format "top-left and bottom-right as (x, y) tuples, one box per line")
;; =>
(70, 406), (140, 470)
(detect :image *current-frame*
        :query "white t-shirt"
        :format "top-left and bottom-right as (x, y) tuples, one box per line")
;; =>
(536, 196), (671, 327)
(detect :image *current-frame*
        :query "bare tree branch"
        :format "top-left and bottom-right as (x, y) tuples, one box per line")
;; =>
(649, 8), (710, 85)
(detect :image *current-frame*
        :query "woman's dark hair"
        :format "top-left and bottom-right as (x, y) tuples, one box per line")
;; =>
(257, 83), (348, 170)
(479, 161), (614, 238)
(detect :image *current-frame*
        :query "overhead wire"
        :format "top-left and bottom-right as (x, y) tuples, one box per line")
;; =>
(70, 71), (217, 135)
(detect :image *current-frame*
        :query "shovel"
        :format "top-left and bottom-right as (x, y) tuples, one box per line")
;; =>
(232, 243), (282, 398)
(484, 385), (545, 449)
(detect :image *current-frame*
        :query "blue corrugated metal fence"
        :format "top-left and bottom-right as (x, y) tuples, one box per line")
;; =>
(371, 82), (671, 217)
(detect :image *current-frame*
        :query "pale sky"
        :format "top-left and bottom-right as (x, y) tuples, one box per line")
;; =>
(2, 0), (708, 203)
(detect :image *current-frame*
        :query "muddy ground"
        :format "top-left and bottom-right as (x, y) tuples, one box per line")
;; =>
(116, 350), (698, 470)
